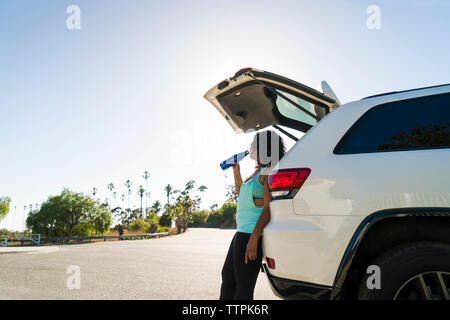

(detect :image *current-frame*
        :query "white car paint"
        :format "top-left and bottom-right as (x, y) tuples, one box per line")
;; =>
(262, 84), (450, 287)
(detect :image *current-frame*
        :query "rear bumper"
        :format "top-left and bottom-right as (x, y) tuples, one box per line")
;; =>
(262, 262), (334, 300)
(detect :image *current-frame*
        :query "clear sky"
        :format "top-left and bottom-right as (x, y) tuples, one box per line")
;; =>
(1, 0), (449, 231)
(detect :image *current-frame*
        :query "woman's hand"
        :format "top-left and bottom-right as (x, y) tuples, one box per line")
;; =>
(245, 234), (259, 264)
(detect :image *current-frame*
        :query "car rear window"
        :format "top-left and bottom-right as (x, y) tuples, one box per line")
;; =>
(334, 93), (450, 154)
(275, 89), (327, 127)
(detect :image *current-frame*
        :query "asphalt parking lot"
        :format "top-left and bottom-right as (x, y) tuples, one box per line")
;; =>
(0, 228), (279, 300)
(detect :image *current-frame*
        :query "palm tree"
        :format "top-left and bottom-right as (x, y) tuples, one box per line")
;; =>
(164, 184), (173, 205)
(178, 194), (195, 229)
(23, 205), (27, 231)
(14, 205), (17, 232)
(145, 192), (151, 210)
(92, 187), (98, 197)
(125, 180), (132, 209)
(137, 185), (145, 217)
(143, 171), (150, 213)
(107, 183), (114, 205)
(184, 180), (195, 194)
(112, 192), (117, 207)
(151, 200), (161, 215)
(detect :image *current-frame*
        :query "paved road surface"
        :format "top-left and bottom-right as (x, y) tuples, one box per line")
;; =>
(0, 228), (280, 300)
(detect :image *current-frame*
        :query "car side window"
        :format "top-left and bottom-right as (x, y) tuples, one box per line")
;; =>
(334, 93), (450, 154)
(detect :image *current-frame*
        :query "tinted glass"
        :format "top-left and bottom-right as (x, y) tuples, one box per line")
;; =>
(335, 93), (450, 154)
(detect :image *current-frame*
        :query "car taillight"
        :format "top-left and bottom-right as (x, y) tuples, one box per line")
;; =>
(268, 168), (311, 199)
(266, 257), (276, 269)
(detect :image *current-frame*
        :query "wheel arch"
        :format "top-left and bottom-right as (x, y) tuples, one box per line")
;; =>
(331, 207), (450, 299)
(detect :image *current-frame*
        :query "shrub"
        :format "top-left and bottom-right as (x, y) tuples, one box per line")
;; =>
(129, 218), (150, 233)
(190, 210), (209, 227)
(205, 210), (223, 227)
(157, 226), (169, 233)
(0, 228), (11, 236)
(221, 202), (236, 222)
(148, 223), (158, 234)
(159, 211), (172, 227)
(204, 202), (237, 228)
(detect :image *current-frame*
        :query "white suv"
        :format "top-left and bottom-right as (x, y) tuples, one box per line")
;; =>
(204, 68), (450, 300)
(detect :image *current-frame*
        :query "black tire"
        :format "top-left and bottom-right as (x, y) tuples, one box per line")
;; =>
(357, 241), (450, 300)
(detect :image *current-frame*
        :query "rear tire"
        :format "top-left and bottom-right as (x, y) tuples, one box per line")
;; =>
(357, 242), (450, 300)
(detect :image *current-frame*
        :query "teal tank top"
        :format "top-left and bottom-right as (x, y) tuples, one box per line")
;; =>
(236, 171), (265, 234)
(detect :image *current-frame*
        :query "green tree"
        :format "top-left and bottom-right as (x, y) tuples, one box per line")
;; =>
(190, 210), (209, 227)
(164, 184), (173, 205)
(137, 185), (145, 217)
(226, 184), (238, 203)
(205, 208), (223, 227)
(205, 201), (237, 228)
(150, 200), (161, 215)
(125, 180), (132, 209)
(143, 171), (150, 212)
(220, 201), (237, 225)
(113, 206), (139, 229)
(26, 189), (112, 237)
(183, 180), (195, 195)
(0, 196), (11, 222)
(145, 192), (151, 212)
(159, 205), (173, 227)
(107, 183), (114, 205)
(173, 180), (206, 227)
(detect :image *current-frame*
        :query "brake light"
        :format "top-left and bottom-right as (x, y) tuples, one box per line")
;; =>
(268, 168), (311, 199)
(236, 67), (252, 74)
(266, 257), (276, 269)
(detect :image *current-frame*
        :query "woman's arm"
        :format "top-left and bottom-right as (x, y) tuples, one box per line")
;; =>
(245, 176), (272, 263)
(232, 163), (243, 196)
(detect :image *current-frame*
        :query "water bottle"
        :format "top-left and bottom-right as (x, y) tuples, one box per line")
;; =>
(220, 150), (249, 170)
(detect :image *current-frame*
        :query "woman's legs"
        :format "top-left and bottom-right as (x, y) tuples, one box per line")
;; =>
(219, 232), (237, 300)
(220, 231), (263, 300)
(232, 232), (263, 300)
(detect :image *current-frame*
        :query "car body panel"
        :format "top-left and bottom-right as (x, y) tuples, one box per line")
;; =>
(263, 84), (450, 289)
(203, 68), (338, 133)
(263, 198), (364, 286)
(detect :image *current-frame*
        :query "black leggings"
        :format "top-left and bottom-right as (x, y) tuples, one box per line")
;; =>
(220, 231), (263, 300)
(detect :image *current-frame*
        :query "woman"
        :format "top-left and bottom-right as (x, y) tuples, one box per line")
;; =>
(219, 130), (286, 300)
